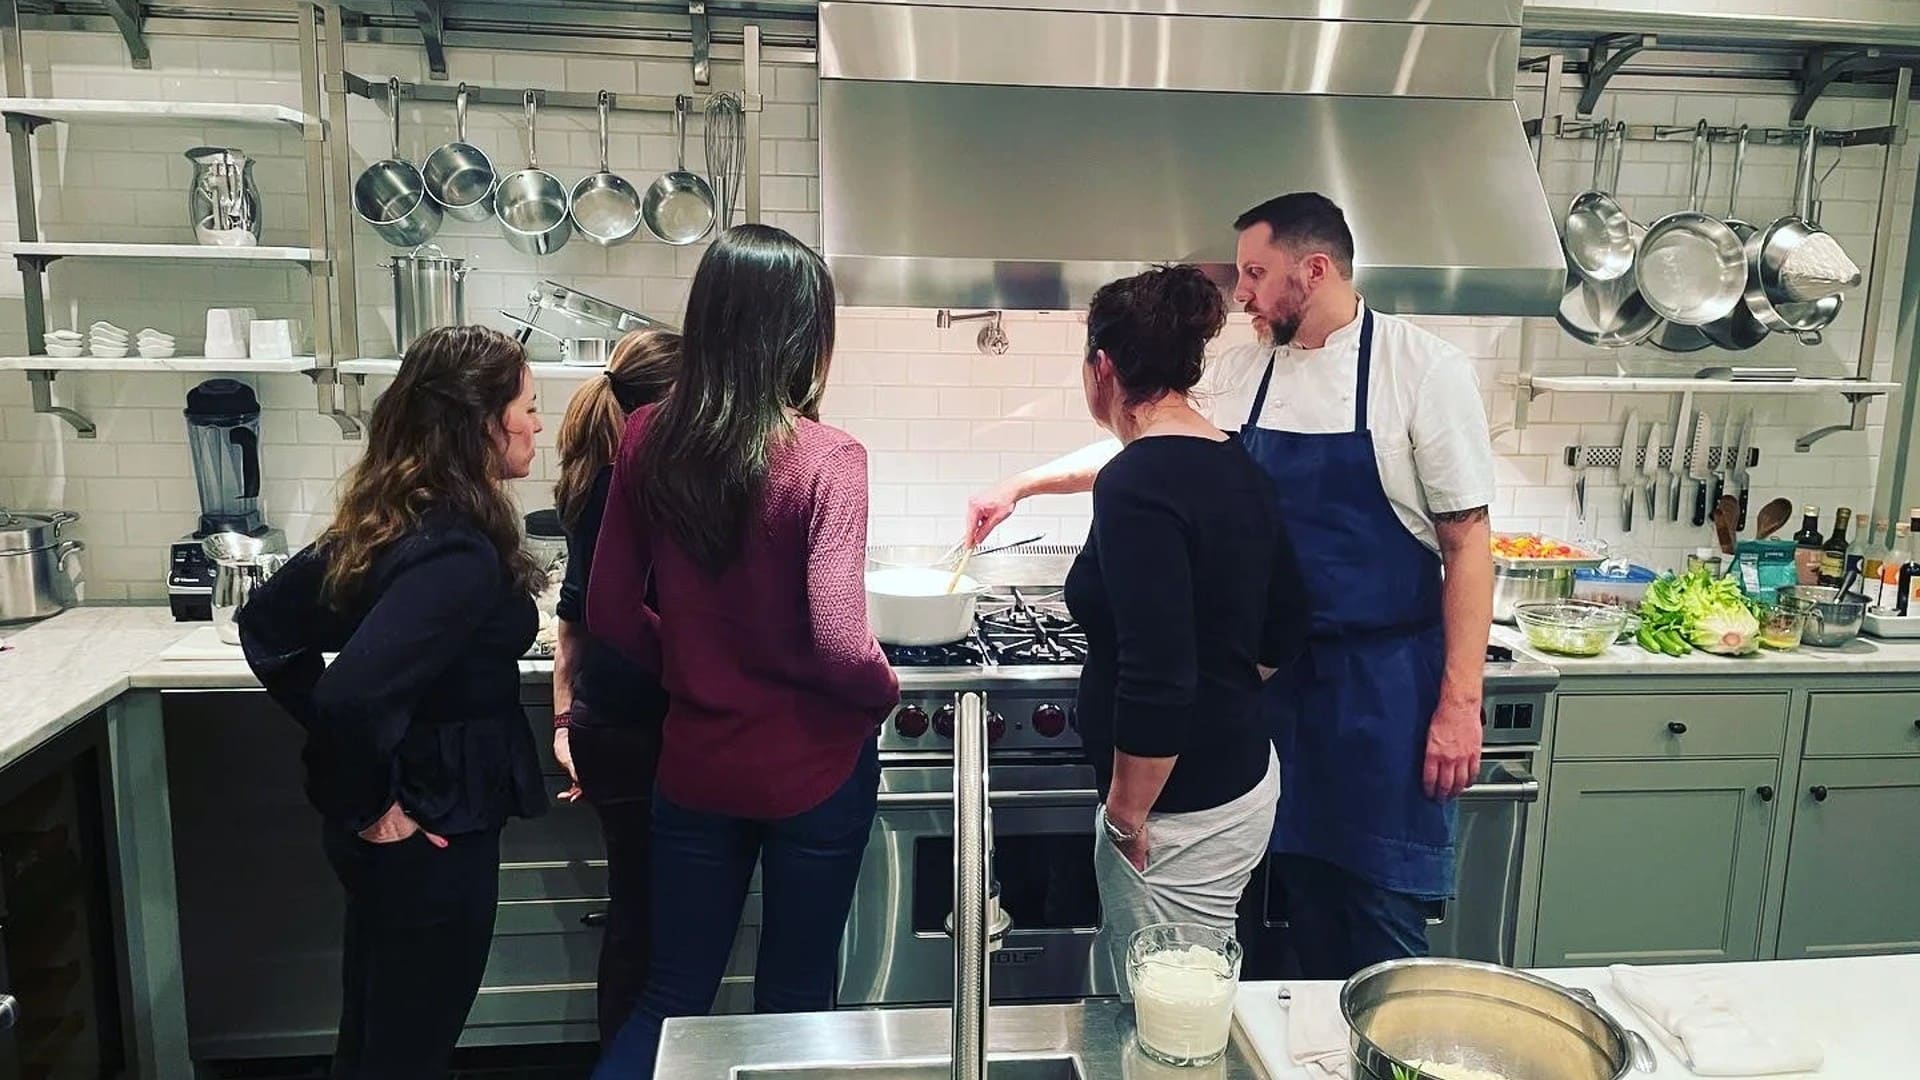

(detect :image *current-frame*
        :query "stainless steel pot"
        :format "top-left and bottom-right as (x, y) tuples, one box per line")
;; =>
(421, 83), (497, 222)
(1636, 122), (1747, 328)
(866, 567), (985, 645)
(1780, 584), (1865, 647)
(211, 555), (285, 645)
(496, 90), (573, 256)
(385, 244), (470, 353)
(353, 78), (442, 248)
(0, 509), (85, 623)
(502, 313), (613, 366)
(1343, 957), (1653, 1080)
(1493, 564), (1578, 624)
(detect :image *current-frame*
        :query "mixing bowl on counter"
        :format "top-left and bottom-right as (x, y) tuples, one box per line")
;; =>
(1342, 957), (1654, 1080)
(1491, 533), (1604, 624)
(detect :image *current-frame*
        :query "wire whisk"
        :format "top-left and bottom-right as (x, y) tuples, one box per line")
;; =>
(703, 92), (746, 230)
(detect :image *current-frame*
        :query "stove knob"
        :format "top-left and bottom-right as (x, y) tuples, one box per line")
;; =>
(987, 713), (1007, 743)
(895, 705), (929, 739)
(1032, 703), (1067, 738)
(932, 704), (956, 739)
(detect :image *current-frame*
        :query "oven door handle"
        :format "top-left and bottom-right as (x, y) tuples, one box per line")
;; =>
(876, 788), (1102, 810)
(1457, 762), (1540, 804)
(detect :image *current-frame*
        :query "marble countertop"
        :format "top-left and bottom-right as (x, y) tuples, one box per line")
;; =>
(1493, 623), (1920, 677)
(1237, 953), (1920, 1079)
(0, 606), (194, 772)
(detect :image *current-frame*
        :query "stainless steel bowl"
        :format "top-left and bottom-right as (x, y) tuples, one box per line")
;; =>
(1343, 957), (1652, 1080)
(1779, 585), (1866, 647)
(1493, 565), (1578, 624)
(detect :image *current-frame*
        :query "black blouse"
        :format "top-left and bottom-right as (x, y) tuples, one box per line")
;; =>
(1065, 435), (1308, 814)
(238, 516), (547, 834)
(556, 465), (669, 726)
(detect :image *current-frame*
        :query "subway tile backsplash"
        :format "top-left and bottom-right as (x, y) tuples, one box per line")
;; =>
(0, 29), (1913, 600)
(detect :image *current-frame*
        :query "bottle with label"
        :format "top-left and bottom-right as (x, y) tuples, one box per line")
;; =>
(1794, 507), (1825, 585)
(1862, 517), (1891, 595)
(1904, 510), (1920, 616)
(1882, 523), (1910, 611)
(1817, 507), (1851, 588)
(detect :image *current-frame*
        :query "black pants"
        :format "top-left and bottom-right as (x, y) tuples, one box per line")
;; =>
(570, 716), (661, 1045)
(321, 823), (502, 1080)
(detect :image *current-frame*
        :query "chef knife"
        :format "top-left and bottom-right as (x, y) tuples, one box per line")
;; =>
(1641, 419), (1663, 521)
(1667, 390), (1694, 522)
(1729, 408), (1752, 531)
(1709, 400), (1732, 511)
(1618, 410), (1639, 532)
(1689, 409), (1714, 528)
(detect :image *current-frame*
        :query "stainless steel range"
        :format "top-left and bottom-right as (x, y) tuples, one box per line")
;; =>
(836, 575), (1561, 1006)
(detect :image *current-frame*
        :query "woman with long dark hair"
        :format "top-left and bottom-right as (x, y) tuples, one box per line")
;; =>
(587, 224), (898, 1078)
(238, 325), (548, 1078)
(549, 328), (681, 1045)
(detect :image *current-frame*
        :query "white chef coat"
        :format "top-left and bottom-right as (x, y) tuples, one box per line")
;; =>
(1195, 304), (1495, 554)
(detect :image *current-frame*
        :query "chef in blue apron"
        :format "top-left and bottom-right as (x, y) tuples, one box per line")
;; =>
(965, 192), (1496, 980)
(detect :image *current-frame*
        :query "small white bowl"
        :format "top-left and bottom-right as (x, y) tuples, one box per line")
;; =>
(136, 328), (174, 343)
(89, 345), (130, 358)
(44, 344), (85, 358)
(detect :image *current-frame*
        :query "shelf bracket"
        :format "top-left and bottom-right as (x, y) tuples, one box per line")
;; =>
(410, 0), (448, 81)
(309, 370), (362, 439)
(26, 371), (96, 438)
(1793, 47), (1885, 125)
(1577, 34), (1654, 117)
(1796, 396), (1876, 452)
(98, 0), (151, 69)
(689, 1), (711, 87)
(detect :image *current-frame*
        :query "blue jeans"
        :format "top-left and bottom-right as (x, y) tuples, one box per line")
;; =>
(1275, 853), (1433, 980)
(593, 741), (879, 1079)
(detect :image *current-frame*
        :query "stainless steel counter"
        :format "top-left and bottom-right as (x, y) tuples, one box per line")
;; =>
(655, 1001), (1266, 1080)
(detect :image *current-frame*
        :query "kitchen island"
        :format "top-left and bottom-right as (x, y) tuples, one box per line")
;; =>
(4, 606), (1920, 1078)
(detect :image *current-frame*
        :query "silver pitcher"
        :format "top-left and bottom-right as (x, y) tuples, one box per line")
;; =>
(186, 147), (263, 247)
(205, 532), (285, 645)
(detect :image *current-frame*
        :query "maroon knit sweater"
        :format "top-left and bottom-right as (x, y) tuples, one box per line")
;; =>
(586, 404), (899, 819)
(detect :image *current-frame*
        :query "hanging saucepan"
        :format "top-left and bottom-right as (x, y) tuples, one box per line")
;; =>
(495, 90), (573, 256)
(1557, 124), (1659, 349)
(421, 83), (497, 222)
(1702, 128), (1770, 352)
(1564, 120), (1636, 284)
(1745, 126), (1842, 345)
(1637, 121), (1748, 329)
(572, 90), (646, 246)
(353, 77), (442, 247)
(640, 97), (717, 246)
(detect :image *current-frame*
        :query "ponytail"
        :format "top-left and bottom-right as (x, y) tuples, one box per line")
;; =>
(553, 328), (682, 530)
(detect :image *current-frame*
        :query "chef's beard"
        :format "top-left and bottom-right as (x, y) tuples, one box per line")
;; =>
(1253, 312), (1302, 347)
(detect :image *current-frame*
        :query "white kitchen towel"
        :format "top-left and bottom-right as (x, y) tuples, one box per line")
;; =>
(1610, 964), (1824, 1075)
(1233, 982), (1351, 1079)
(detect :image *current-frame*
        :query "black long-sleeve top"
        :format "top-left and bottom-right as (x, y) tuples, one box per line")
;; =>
(556, 466), (669, 726)
(1064, 435), (1308, 814)
(237, 515), (548, 834)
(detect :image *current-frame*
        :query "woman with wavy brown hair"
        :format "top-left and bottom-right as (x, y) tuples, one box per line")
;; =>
(238, 325), (548, 1079)
(548, 327), (680, 1045)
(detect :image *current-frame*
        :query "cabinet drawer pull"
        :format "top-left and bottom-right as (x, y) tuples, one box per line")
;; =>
(1810, 785), (1829, 802)
(1757, 785), (1774, 802)
(1666, 721), (1688, 735)
(581, 910), (609, 928)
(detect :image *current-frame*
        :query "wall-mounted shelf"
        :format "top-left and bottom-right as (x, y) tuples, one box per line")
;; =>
(1, 99), (317, 129)
(1520, 375), (1901, 398)
(0, 356), (317, 374)
(0, 242), (323, 265)
(340, 358), (617, 384)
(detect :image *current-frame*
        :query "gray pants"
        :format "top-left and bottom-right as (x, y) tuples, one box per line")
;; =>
(1091, 750), (1281, 997)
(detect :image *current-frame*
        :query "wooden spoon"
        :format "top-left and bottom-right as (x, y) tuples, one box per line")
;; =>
(946, 546), (975, 595)
(1755, 497), (1793, 540)
(1714, 495), (1740, 556)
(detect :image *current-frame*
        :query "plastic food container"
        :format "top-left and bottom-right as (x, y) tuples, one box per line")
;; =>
(1512, 600), (1630, 657)
(1572, 562), (1658, 610)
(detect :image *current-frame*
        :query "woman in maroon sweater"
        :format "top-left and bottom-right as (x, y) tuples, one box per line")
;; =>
(587, 224), (898, 1078)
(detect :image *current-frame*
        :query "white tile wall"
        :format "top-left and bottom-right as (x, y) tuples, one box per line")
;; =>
(0, 28), (1916, 600)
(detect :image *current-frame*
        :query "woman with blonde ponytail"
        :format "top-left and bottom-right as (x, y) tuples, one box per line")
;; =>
(549, 327), (681, 1045)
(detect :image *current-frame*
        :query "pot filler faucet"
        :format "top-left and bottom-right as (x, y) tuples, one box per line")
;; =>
(949, 691), (1012, 1080)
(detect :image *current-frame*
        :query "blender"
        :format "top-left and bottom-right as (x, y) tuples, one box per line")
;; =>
(168, 379), (286, 620)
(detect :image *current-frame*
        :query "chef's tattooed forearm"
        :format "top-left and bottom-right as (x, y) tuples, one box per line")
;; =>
(1434, 506), (1489, 525)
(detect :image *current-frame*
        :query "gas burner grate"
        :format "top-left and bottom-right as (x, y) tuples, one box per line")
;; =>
(882, 640), (986, 668)
(977, 588), (1088, 666)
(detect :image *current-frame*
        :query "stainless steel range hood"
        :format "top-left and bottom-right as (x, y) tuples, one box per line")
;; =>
(818, 0), (1564, 315)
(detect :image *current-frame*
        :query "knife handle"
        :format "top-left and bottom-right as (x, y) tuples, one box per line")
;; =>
(1737, 485), (1751, 531)
(1693, 480), (1708, 527)
(1710, 474), (1725, 515)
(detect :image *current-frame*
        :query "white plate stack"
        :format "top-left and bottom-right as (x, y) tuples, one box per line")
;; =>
(137, 328), (176, 359)
(89, 321), (129, 358)
(43, 329), (83, 358)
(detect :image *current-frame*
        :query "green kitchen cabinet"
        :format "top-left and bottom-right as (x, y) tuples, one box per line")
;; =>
(1776, 757), (1920, 959)
(1534, 758), (1778, 967)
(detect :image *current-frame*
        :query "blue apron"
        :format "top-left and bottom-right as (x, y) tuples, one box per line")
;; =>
(1240, 309), (1455, 898)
